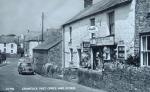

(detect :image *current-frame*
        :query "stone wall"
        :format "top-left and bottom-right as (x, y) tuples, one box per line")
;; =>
(63, 68), (78, 83)
(33, 41), (62, 76)
(47, 42), (62, 68)
(33, 29), (62, 75)
(78, 63), (150, 92)
(134, 0), (149, 55)
(33, 50), (48, 74)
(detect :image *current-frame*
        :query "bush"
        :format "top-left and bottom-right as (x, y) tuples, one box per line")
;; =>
(126, 55), (140, 67)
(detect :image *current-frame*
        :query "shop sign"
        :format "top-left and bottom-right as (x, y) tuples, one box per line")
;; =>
(82, 42), (90, 52)
(83, 42), (90, 48)
(88, 26), (98, 33)
(96, 36), (114, 46)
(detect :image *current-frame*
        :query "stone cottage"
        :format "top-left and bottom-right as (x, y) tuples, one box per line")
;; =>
(33, 29), (62, 74)
(62, 0), (149, 69)
(134, 0), (150, 66)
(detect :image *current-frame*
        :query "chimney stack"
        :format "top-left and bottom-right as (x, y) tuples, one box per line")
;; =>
(84, 0), (93, 8)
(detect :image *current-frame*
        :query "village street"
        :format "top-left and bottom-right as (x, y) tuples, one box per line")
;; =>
(0, 58), (106, 92)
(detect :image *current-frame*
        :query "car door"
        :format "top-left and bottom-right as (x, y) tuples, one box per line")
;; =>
(18, 63), (23, 72)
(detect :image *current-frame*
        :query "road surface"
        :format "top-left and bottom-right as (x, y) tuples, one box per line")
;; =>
(0, 58), (107, 92)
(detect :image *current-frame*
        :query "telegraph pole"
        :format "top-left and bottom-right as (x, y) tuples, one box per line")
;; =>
(41, 12), (44, 42)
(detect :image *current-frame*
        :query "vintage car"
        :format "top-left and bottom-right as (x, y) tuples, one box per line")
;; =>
(18, 58), (34, 75)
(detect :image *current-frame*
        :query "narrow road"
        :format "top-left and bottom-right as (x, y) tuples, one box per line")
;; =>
(0, 58), (106, 92)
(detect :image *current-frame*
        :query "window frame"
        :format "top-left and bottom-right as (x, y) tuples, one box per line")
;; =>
(69, 27), (72, 43)
(108, 11), (115, 35)
(4, 43), (6, 47)
(90, 18), (95, 26)
(11, 50), (13, 53)
(141, 35), (150, 66)
(91, 33), (96, 39)
(4, 48), (6, 53)
(11, 44), (14, 49)
(117, 45), (126, 59)
(70, 48), (73, 64)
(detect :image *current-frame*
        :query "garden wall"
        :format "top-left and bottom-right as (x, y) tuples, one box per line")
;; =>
(63, 68), (78, 83)
(78, 63), (150, 92)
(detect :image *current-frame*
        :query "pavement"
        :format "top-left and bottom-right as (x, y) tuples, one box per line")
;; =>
(0, 58), (107, 92)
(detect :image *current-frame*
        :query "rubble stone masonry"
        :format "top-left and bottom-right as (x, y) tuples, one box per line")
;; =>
(134, 0), (149, 55)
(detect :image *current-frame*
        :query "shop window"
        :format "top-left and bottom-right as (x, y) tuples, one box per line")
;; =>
(103, 47), (110, 60)
(108, 11), (115, 35)
(141, 35), (150, 66)
(80, 42), (91, 68)
(117, 46), (125, 59)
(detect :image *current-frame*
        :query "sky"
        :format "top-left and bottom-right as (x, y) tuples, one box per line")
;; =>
(0, 0), (83, 35)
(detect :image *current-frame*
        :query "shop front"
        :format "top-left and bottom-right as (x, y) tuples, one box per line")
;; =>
(90, 35), (116, 70)
(78, 35), (116, 70)
(91, 45), (116, 70)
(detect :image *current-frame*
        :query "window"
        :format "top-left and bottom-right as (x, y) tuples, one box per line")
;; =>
(108, 11), (115, 35)
(90, 18), (95, 26)
(77, 49), (82, 66)
(91, 33), (96, 39)
(11, 50), (13, 53)
(118, 46), (125, 59)
(11, 44), (13, 48)
(147, 0), (150, 12)
(69, 27), (72, 43)
(70, 48), (73, 64)
(141, 35), (150, 66)
(4, 48), (6, 53)
(4, 43), (6, 47)
(147, 1), (150, 17)
(103, 47), (111, 60)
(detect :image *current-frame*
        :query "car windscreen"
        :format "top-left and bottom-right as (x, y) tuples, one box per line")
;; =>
(22, 63), (32, 67)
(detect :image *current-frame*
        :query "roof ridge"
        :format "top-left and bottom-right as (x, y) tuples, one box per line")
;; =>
(63, 0), (132, 26)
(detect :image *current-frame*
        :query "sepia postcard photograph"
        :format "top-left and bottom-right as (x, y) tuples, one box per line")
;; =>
(0, 0), (150, 92)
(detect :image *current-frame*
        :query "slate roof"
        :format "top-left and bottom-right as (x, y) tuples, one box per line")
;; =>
(33, 29), (62, 50)
(63, 0), (132, 26)
(0, 35), (18, 44)
(33, 39), (62, 50)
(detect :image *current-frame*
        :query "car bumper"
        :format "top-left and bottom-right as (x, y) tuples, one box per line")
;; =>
(21, 70), (34, 74)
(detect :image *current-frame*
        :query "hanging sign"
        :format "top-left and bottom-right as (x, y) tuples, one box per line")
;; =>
(82, 42), (90, 52)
